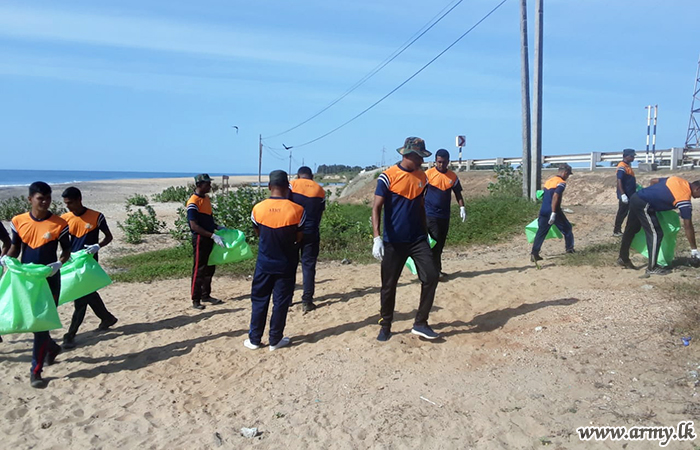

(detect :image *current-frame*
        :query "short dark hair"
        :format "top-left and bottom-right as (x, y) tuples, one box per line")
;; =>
(297, 166), (313, 177)
(61, 186), (82, 200)
(435, 149), (450, 159)
(269, 170), (289, 188)
(28, 181), (51, 197)
(691, 180), (700, 189)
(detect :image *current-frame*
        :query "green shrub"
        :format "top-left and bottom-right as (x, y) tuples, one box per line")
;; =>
(212, 187), (267, 243)
(153, 185), (193, 203)
(170, 205), (191, 243)
(125, 193), (149, 207)
(118, 205), (165, 244)
(319, 202), (373, 261)
(487, 165), (523, 198)
(0, 196), (66, 220)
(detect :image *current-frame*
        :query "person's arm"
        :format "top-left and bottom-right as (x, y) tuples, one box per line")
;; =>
(454, 189), (465, 208)
(98, 215), (113, 248)
(188, 220), (214, 239)
(419, 196), (428, 234)
(617, 178), (624, 195)
(58, 231), (71, 264)
(0, 226), (9, 256)
(372, 195), (385, 238)
(683, 218), (697, 250)
(7, 224), (21, 258)
(551, 192), (561, 212)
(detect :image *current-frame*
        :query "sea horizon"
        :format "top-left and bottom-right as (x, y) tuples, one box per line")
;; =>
(0, 169), (256, 188)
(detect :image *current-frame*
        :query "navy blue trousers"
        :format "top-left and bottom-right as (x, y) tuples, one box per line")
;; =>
(249, 270), (295, 346)
(531, 211), (574, 255)
(299, 233), (320, 303)
(32, 273), (61, 376)
(64, 291), (116, 340)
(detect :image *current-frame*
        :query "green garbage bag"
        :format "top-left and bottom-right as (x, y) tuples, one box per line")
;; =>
(536, 189), (544, 201)
(59, 250), (113, 305)
(630, 210), (681, 267)
(525, 218), (563, 244)
(208, 228), (254, 266)
(405, 235), (437, 275)
(0, 257), (62, 334)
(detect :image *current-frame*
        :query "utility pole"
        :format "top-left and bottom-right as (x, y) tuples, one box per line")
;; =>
(381, 146), (386, 168)
(519, 0), (532, 198)
(530, 0), (543, 201)
(258, 134), (263, 192)
(282, 144), (294, 174)
(685, 55), (700, 149)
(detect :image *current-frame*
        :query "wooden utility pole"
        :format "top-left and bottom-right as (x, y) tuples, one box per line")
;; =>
(520, 0), (532, 198)
(530, 0), (543, 200)
(258, 134), (263, 192)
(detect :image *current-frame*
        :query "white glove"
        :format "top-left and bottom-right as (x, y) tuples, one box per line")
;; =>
(621, 194), (629, 204)
(0, 255), (7, 267)
(372, 236), (384, 261)
(691, 249), (699, 259)
(211, 234), (225, 248)
(548, 212), (556, 225)
(84, 244), (101, 255)
(47, 261), (62, 277)
(459, 206), (467, 222)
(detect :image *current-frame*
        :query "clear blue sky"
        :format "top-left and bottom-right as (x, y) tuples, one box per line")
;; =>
(0, 0), (697, 174)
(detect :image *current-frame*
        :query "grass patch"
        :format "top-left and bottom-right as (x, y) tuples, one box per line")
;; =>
(560, 242), (619, 267)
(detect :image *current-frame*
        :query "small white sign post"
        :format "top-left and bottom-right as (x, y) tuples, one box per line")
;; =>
(456, 135), (466, 165)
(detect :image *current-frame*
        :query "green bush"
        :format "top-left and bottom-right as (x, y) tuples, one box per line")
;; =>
(153, 185), (193, 203)
(212, 187), (267, 243)
(0, 196), (66, 220)
(319, 202), (373, 261)
(118, 205), (166, 244)
(125, 193), (149, 207)
(487, 165), (523, 198)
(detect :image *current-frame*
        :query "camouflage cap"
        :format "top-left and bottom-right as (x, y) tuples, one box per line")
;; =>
(396, 137), (431, 158)
(194, 173), (212, 183)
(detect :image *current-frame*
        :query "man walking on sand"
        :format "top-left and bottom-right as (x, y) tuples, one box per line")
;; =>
(613, 149), (637, 237)
(372, 137), (439, 342)
(290, 166), (326, 312)
(187, 174), (225, 310)
(618, 176), (700, 275)
(530, 164), (575, 262)
(424, 149), (466, 280)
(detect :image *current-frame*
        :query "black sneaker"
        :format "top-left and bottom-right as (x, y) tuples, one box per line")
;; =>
(616, 258), (635, 269)
(62, 335), (76, 350)
(192, 301), (205, 310)
(411, 324), (440, 340)
(202, 297), (223, 305)
(45, 346), (61, 366)
(97, 316), (118, 331)
(566, 248), (576, 254)
(530, 253), (543, 262)
(646, 266), (671, 276)
(377, 327), (392, 342)
(302, 302), (317, 313)
(30, 373), (47, 389)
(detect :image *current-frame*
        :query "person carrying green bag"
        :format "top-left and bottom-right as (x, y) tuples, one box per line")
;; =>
(207, 228), (253, 266)
(0, 221), (10, 344)
(530, 164), (575, 263)
(6, 181), (71, 389)
(60, 187), (117, 349)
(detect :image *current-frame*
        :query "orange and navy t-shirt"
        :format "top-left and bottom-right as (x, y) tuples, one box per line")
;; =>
(539, 176), (567, 216)
(637, 177), (693, 219)
(616, 161), (636, 198)
(187, 193), (217, 234)
(62, 208), (109, 257)
(290, 178), (326, 234)
(375, 164), (428, 243)
(424, 167), (462, 219)
(10, 212), (69, 265)
(251, 197), (306, 275)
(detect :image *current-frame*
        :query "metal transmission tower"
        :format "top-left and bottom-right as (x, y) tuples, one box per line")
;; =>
(685, 56), (700, 149)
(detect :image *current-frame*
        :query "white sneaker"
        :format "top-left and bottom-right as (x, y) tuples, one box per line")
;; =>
(269, 337), (290, 351)
(243, 339), (260, 350)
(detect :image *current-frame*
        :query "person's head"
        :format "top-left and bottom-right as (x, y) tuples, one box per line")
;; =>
(558, 163), (573, 181)
(268, 170), (290, 196)
(622, 148), (636, 163)
(435, 149), (450, 173)
(61, 186), (84, 213)
(28, 181), (52, 214)
(397, 136), (431, 171)
(691, 180), (700, 199)
(194, 173), (212, 194)
(297, 166), (313, 180)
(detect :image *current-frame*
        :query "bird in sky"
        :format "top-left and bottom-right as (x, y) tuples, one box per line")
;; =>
(232, 126), (238, 134)
(282, 144), (293, 150)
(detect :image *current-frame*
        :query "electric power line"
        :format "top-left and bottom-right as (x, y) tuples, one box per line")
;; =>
(289, 0), (509, 149)
(263, 0), (467, 140)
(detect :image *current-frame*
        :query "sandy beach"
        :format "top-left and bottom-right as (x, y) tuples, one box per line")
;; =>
(1, 170), (700, 449)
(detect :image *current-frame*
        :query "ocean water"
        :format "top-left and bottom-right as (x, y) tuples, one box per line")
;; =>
(0, 170), (251, 187)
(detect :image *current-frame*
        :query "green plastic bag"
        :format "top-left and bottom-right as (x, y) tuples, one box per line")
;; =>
(630, 210), (681, 267)
(536, 189), (544, 201)
(0, 257), (62, 334)
(405, 235), (437, 275)
(59, 250), (113, 305)
(525, 218), (563, 244)
(208, 228), (254, 266)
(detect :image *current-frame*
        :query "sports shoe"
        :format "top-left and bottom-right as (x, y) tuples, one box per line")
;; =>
(62, 335), (76, 350)
(616, 258), (635, 269)
(30, 373), (47, 389)
(377, 327), (392, 342)
(45, 346), (61, 366)
(646, 266), (671, 276)
(243, 339), (261, 350)
(530, 253), (543, 262)
(302, 302), (317, 313)
(612, 231), (623, 237)
(269, 337), (290, 351)
(411, 324), (440, 340)
(566, 248), (576, 254)
(97, 316), (118, 331)
(202, 297), (223, 305)
(192, 301), (205, 310)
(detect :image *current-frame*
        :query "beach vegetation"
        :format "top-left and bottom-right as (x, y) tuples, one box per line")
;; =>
(487, 165), (523, 198)
(0, 196), (66, 220)
(118, 205), (166, 244)
(125, 193), (149, 207)
(211, 187), (267, 243)
(152, 185), (193, 203)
